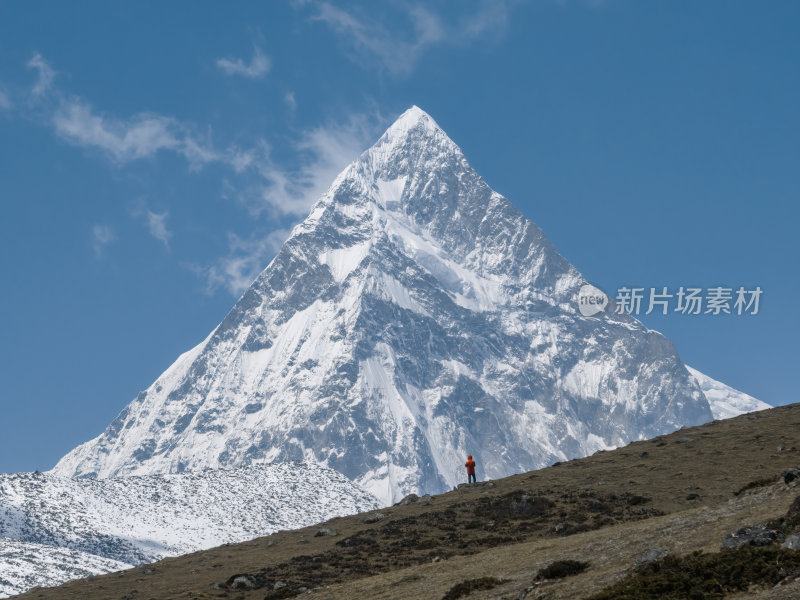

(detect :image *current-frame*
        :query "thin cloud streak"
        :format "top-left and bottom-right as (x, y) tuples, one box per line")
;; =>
(311, 3), (444, 76)
(145, 210), (172, 248)
(52, 100), (220, 168)
(306, 1), (511, 76)
(27, 52), (55, 96)
(0, 89), (11, 110)
(250, 112), (378, 217)
(284, 91), (297, 112)
(92, 225), (115, 258)
(201, 228), (292, 296)
(216, 46), (271, 79)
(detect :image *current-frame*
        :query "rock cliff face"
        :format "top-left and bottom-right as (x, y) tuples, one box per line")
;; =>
(54, 106), (720, 505)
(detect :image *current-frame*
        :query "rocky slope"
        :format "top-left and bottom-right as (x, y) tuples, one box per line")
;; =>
(53, 107), (731, 505)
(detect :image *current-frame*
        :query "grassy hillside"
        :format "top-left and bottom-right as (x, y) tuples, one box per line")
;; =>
(15, 403), (800, 600)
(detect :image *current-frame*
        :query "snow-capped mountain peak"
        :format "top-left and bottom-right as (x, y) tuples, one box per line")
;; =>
(54, 107), (750, 506)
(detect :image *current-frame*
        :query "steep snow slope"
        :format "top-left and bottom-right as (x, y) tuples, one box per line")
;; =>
(686, 366), (770, 420)
(54, 106), (717, 505)
(0, 464), (378, 598)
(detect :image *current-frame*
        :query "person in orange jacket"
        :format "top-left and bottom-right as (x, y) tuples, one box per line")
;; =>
(465, 454), (476, 484)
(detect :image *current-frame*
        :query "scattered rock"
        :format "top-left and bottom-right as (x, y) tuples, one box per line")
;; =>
(432, 556), (443, 563)
(273, 581), (287, 590)
(634, 547), (669, 567)
(686, 493), (700, 500)
(638, 451), (649, 458)
(588, 499), (606, 511)
(722, 525), (778, 549)
(417, 493), (433, 505)
(784, 470), (800, 484)
(315, 527), (337, 537)
(396, 493), (419, 505)
(778, 443), (786, 452)
(363, 511), (387, 523)
(511, 494), (534, 513)
(228, 574), (260, 590)
(267, 539), (276, 547)
(554, 522), (569, 533)
(782, 535), (800, 550)
(675, 437), (693, 444)
(211, 583), (225, 590)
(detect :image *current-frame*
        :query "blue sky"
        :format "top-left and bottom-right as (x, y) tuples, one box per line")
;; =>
(0, 1), (798, 474)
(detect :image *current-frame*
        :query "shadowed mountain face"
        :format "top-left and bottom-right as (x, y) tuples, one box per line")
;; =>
(53, 106), (714, 505)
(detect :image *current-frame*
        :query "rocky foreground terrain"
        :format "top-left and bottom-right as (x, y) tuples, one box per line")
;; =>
(15, 402), (800, 600)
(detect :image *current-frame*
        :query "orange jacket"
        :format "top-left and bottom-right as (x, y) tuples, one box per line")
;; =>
(465, 459), (476, 475)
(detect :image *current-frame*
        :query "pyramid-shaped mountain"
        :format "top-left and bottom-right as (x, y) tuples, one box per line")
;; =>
(54, 107), (724, 504)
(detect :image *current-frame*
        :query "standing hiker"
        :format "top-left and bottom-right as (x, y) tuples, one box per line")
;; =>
(465, 455), (476, 484)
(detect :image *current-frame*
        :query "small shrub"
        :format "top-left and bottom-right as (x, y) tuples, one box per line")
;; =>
(734, 476), (775, 496)
(587, 546), (800, 600)
(441, 576), (507, 600)
(535, 559), (589, 580)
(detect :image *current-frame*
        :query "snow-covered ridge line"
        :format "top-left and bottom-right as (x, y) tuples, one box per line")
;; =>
(0, 463), (379, 598)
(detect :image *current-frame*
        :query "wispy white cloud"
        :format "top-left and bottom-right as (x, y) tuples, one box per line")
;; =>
(0, 89), (11, 110)
(284, 91), (297, 112)
(216, 46), (271, 79)
(246, 112), (378, 216)
(55, 101), (178, 160)
(145, 210), (172, 248)
(27, 52), (55, 96)
(304, 1), (511, 76)
(201, 228), (292, 296)
(311, 3), (444, 76)
(92, 225), (115, 258)
(130, 201), (173, 248)
(459, 1), (512, 38)
(52, 99), (221, 168)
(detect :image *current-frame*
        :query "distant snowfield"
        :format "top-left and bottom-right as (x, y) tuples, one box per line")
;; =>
(687, 365), (771, 420)
(0, 463), (379, 598)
